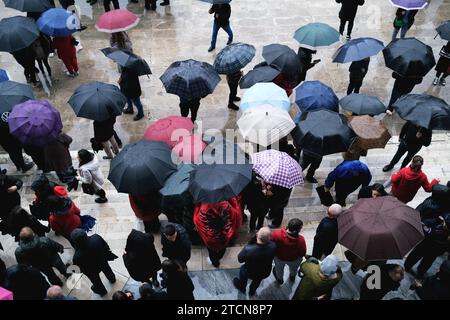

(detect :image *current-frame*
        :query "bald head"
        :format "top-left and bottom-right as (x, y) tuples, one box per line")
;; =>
(46, 286), (64, 300)
(256, 227), (272, 244)
(327, 204), (343, 218)
(19, 227), (34, 241)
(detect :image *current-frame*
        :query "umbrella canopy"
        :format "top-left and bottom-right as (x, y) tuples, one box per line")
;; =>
(159, 163), (196, 209)
(8, 100), (63, 147)
(0, 16), (39, 53)
(237, 105), (295, 147)
(173, 134), (207, 164)
(293, 22), (340, 50)
(293, 80), (339, 113)
(339, 93), (386, 116)
(332, 37), (384, 63)
(202, 136), (250, 165)
(68, 81), (126, 121)
(262, 44), (302, 80)
(392, 94), (450, 130)
(338, 196), (424, 261)
(108, 140), (177, 195)
(160, 59), (221, 101)
(0, 69), (10, 82)
(239, 65), (280, 89)
(292, 109), (356, 157)
(240, 82), (290, 112)
(143, 116), (194, 148)
(101, 47), (151, 76)
(37, 8), (79, 37)
(0, 80), (35, 127)
(349, 115), (392, 150)
(436, 20), (450, 41)
(3, 0), (52, 12)
(213, 42), (256, 75)
(389, 0), (427, 10)
(252, 149), (303, 189)
(189, 163), (252, 204)
(199, 0), (231, 3)
(95, 9), (139, 33)
(383, 38), (435, 77)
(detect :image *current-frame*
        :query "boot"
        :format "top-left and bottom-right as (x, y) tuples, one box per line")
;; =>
(228, 103), (239, 110)
(21, 162), (35, 173)
(440, 78), (446, 86)
(433, 77), (440, 86)
(160, 0), (169, 5)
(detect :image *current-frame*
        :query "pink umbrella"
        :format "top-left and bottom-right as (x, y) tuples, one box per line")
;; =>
(143, 116), (194, 148)
(95, 9), (139, 33)
(173, 134), (207, 164)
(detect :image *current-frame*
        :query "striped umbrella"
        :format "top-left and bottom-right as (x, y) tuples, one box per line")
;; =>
(213, 42), (256, 75)
(293, 22), (340, 50)
(389, 0), (428, 10)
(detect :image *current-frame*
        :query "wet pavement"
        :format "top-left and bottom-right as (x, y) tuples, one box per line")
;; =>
(0, 0), (449, 300)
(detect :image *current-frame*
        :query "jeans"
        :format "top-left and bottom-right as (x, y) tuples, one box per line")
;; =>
(236, 264), (263, 294)
(126, 97), (144, 117)
(389, 140), (422, 168)
(274, 256), (302, 280)
(103, 0), (119, 11)
(392, 26), (408, 41)
(210, 22), (233, 48)
(339, 18), (354, 36)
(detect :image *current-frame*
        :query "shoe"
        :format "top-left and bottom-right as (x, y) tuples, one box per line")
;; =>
(346, 35), (351, 40)
(91, 286), (107, 296)
(233, 96), (241, 102)
(382, 164), (394, 172)
(233, 278), (245, 294)
(160, 0), (169, 5)
(265, 215), (273, 220)
(130, 0), (138, 2)
(212, 260), (220, 268)
(152, 279), (160, 287)
(103, 156), (113, 160)
(95, 197), (108, 203)
(227, 38), (233, 45)
(123, 108), (134, 114)
(272, 267), (283, 285)
(268, 223), (280, 229)
(228, 103), (239, 111)
(433, 77), (440, 86)
(207, 46), (215, 52)
(289, 275), (296, 282)
(65, 71), (75, 77)
(305, 176), (318, 183)
(440, 78), (446, 86)
(108, 276), (116, 283)
(21, 162), (35, 173)
(133, 114), (144, 121)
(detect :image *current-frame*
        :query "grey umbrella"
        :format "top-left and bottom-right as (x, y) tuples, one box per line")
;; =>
(101, 47), (151, 76)
(159, 163), (196, 209)
(108, 140), (177, 195)
(0, 80), (35, 127)
(3, 0), (53, 12)
(68, 81), (127, 121)
(239, 65), (281, 89)
(339, 93), (386, 116)
(262, 43), (302, 80)
(0, 16), (40, 53)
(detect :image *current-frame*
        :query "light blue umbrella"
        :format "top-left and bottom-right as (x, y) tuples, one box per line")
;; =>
(37, 8), (79, 37)
(332, 37), (385, 63)
(240, 83), (290, 112)
(0, 69), (10, 82)
(293, 22), (340, 50)
(213, 42), (256, 75)
(293, 81), (339, 113)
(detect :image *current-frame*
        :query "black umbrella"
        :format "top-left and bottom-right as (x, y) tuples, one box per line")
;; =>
(189, 163), (252, 204)
(68, 81), (127, 121)
(108, 140), (177, 195)
(0, 80), (35, 127)
(3, 0), (53, 12)
(101, 47), (151, 76)
(292, 109), (357, 157)
(262, 44), (302, 80)
(383, 38), (435, 77)
(0, 16), (40, 53)
(201, 135), (250, 165)
(339, 93), (386, 116)
(392, 94), (450, 130)
(239, 65), (281, 89)
(199, 0), (231, 4)
(159, 163), (196, 209)
(436, 20), (450, 41)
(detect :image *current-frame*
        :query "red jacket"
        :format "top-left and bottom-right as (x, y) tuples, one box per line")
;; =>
(129, 194), (161, 222)
(273, 74), (296, 97)
(391, 166), (438, 204)
(48, 187), (81, 238)
(271, 227), (307, 261)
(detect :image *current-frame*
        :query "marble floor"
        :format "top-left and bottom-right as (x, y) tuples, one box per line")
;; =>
(0, 0), (449, 300)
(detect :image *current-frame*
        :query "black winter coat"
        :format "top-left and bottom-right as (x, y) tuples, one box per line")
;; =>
(123, 229), (161, 282)
(120, 68), (141, 99)
(392, 72), (423, 93)
(166, 271), (195, 300)
(15, 235), (63, 270)
(238, 240), (276, 279)
(210, 4), (231, 27)
(161, 223), (192, 264)
(399, 121), (432, 149)
(417, 184), (450, 220)
(2, 207), (49, 242)
(4, 264), (50, 300)
(336, 0), (364, 20)
(0, 174), (23, 220)
(314, 217), (338, 254)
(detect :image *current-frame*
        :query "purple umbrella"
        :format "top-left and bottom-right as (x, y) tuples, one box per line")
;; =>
(9, 100), (63, 147)
(389, 0), (428, 10)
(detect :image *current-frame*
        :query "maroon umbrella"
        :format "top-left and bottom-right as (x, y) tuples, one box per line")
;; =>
(8, 100), (63, 147)
(338, 196), (424, 261)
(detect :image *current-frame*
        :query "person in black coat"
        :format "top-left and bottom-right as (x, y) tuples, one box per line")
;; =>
(11, 46), (39, 86)
(119, 67), (145, 121)
(300, 150), (323, 183)
(416, 182), (450, 220)
(360, 264), (404, 300)
(138, 283), (168, 300)
(0, 126), (34, 173)
(413, 260), (450, 300)
(241, 173), (269, 231)
(29, 174), (60, 221)
(71, 228), (117, 296)
(312, 204), (343, 260)
(4, 264), (50, 300)
(388, 72), (423, 110)
(1, 206), (49, 242)
(297, 47), (320, 82)
(161, 223), (192, 265)
(233, 227), (276, 296)
(0, 174), (23, 223)
(123, 229), (161, 287)
(336, 0), (365, 40)
(383, 121), (431, 172)
(161, 259), (195, 300)
(208, 4), (233, 52)
(347, 57), (370, 95)
(93, 115), (120, 159)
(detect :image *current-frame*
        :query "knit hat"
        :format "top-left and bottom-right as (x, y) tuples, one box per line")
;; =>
(320, 255), (339, 277)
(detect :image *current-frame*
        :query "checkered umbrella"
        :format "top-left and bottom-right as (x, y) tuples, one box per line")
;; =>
(213, 42), (256, 75)
(252, 150), (304, 189)
(160, 59), (221, 101)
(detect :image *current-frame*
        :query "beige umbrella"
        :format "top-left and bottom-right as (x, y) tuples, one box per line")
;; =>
(349, 115), (391, 150)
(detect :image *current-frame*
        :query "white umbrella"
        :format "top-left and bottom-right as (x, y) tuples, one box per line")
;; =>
(237, 104), (295, 147)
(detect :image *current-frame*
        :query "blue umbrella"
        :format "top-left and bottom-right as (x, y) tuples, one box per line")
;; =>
(332, 37), (385, 63)
(37, 8), (79, 37)
(293, 81), (339, 113)
(0, 69), (10, 82)
(213, 42), (256, 75)
(293, 22), (340, 50)
(240, 83), (290, 112)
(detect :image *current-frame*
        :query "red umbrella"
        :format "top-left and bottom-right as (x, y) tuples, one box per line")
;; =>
(338, 196), (424, 261)
(95, 9), (139, 33)
(143, 116), (194, 148)
(173, 134), (206, 164)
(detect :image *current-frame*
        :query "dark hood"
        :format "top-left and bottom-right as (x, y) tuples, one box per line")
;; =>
(31, 175), (50, 193)
(126, 229), (153, 253)
(71, 229), (88, 249)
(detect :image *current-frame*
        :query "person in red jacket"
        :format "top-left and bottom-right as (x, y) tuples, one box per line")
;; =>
(391, 155), (439, 204)
(52, 35), (78, 77)
(129, 192), (162, 233)
(47, 193), (81, 240)
(271, 218), (307, 284)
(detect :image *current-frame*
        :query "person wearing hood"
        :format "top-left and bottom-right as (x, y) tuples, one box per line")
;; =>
(4, 264), (50, 300)
(76, 149), (108, 203)
(47, 194), (81, 240)
(14, 227), (69, 286)
(70, 228), (118, 296)
(129, 191), (162, 233)
(161, 259), (195, 300)
(43, 131), (76, 184)
(416, 181), (450, 220)
(357, 183), (388, 199)
(391, 155), (439, 204)
(324, 160), (372, 207)
(160, 223), (192, 265)
(359, 264), (404, 300)
(412, 260), (450, 300)
(312, 204), (343, 260)
(293, 255), (343, 300)
(1, 206), (49, 242)
(271, 218), (307, 284)
(123, 229), (162, 287)
(335, 0), (365, 40)
(0, 173), (23, 224)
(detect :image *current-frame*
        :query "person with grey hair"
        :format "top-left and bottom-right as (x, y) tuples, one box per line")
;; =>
(312, 204), (343, 260)
(46, 285), (78, 300)
(233, 227), (276, 296)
